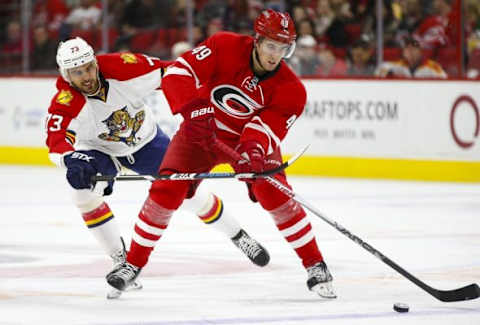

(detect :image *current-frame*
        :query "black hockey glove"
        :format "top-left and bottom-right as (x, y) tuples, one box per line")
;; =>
(63, 152), (97, 190)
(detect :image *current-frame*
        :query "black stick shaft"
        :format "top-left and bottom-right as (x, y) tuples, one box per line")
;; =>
(263, 176), (480, 302)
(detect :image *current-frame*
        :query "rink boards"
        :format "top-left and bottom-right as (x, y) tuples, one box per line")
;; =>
(0, 77), (479, 181)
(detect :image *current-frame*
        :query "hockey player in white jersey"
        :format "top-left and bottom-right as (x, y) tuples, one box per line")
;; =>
(45, 37), (269, 298)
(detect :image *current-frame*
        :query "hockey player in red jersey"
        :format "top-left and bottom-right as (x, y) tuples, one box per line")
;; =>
(46, 37), (269, 298)
(107, 9), (336, 298)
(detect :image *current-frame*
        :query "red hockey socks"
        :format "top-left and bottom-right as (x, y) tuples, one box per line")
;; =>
(127, 197), (174, 267)
(269, 198), (324, 268)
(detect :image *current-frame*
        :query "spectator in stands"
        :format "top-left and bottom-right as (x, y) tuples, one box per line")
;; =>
(191, 25), (206, 45)
(0, 1), (20, 44)
(247, 0), (264, 22)
(466, 45), (480, 79)
(349, 0), (372, 25)
(195, 0), (228, 29)
(0, 20), (22, 72)
(234, 18), (253, 36)
(264, 0), (286, 12)
(325, 0), (353, 47)
(296, 18), (316, 39)
(465, 1), (480, 79)
(223, 0), (250, 31)
(120, 0), (166, 29)
(171, 41), (192, 60)
(362, 0), (402, 47)
(288, 34), (320, 76)
(102, 0), (126, 31)
(1, 19), (21, 51)
(206, 18), (223, 38)
(347, 37), (376, 76)
(413, 0), (454, 49)
(466, 0), (480, 55)
(312, 0), (335, 41)
(396, 0), (424, 43)
(316, 42), (348, 76)
(65, 0), (101, 31)
(32, 0), (69, 37)
(31, 25), (57, 71)
(291, 5), (309, 24)
(59, 0), (100, 41)
(375, 37), (447, 78)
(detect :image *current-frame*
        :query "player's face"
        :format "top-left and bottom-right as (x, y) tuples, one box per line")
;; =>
(68, 61), (99, 95)
(256, 38), (290, 71)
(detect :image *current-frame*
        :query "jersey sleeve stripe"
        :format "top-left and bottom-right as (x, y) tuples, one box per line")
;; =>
(214, 119), (241, 135)
(176, 57), (200, 89)
(243, 122), (273, 154)
(164, 66), (193, 78)
(251, 116), (281, 146)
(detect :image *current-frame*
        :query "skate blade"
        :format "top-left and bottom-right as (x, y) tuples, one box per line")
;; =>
(310, 282), (337, 299)
(106, 281), (143, 299)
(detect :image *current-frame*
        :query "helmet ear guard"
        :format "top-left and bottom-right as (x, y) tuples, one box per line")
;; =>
(56, 37), (96, 82)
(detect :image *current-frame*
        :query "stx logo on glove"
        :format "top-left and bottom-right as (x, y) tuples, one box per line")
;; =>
(71, 152), (94, 162)
(190, 106), (214, 119)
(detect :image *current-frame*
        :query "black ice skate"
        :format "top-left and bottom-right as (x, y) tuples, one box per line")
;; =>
(306, 261), (337, 298)
(106, 262), (142, 292)
(231, 229), (270, 267)
(106, 238), (143, 299)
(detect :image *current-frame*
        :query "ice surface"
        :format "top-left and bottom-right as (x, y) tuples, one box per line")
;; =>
(0, 166), (479, 325)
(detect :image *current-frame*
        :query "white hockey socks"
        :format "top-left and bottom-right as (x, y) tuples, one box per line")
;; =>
(183, 189), (241, 238)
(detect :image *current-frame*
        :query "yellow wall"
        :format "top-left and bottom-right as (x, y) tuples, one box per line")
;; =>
(1, 146), (478, 182)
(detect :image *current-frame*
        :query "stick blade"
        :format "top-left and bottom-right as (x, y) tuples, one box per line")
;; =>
(286, 144), (310, 166)
(436, 283), (480, 302)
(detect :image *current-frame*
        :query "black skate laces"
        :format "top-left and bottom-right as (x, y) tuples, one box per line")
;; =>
(115, 263), (139, 280)
(307, 263), (332, 282)
(235, 234), (262, 259)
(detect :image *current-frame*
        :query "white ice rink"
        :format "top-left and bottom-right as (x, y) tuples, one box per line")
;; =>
(1, 166), (479, 325)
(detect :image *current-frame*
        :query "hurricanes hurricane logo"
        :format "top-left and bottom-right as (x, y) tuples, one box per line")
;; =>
(211, 85), (263, 119)
(98, 106), (145, 146)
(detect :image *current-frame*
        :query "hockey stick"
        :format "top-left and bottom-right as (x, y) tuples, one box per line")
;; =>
(90, 144), (308, 183)
(263, 177), (480, 302)
(215, 140), (480, 303)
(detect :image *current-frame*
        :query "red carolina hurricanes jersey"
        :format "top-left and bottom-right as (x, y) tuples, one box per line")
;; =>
(162, 32), (306, 155)
(45, 53), (170, 166)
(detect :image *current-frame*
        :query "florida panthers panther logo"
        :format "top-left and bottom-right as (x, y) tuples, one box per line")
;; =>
(211, 85), (263, 119)
(98, 106), (145, 146)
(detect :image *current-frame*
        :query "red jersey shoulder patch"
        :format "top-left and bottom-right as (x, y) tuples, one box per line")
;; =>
(97, 53), (170, 81)
(49, 77), (86, 118)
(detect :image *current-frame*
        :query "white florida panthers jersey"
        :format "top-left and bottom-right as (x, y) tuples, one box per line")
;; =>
(45, 53), (171, 167)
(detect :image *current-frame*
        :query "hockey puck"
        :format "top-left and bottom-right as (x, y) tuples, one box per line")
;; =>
(393, 303), (409, 313)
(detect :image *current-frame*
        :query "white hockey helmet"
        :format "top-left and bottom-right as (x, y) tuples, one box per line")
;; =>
(56, 37), (96, 82)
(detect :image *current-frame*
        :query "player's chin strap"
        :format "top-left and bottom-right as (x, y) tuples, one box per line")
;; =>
(214, 139), (480, 303)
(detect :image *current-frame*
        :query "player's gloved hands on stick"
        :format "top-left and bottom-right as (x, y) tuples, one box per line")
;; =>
(180, 98), (216, 150)
(232, 141), (265, 178)
(63, 152), (97, 189)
